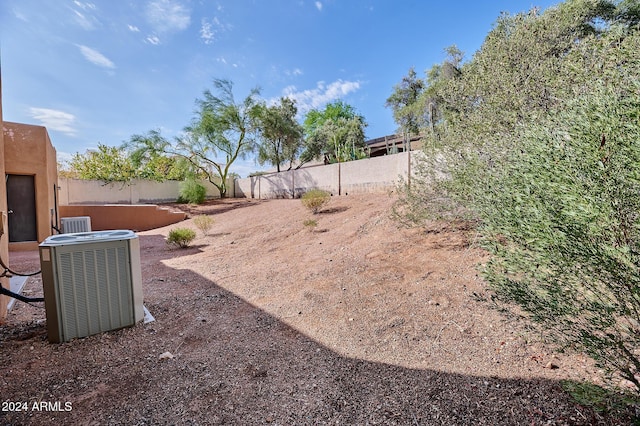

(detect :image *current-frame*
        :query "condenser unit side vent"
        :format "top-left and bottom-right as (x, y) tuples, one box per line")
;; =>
(39, 230), (144, 343)
(56, 245), (135, 340)
(61, 216), (92, 233)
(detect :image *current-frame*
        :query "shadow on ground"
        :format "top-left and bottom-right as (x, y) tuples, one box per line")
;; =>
(164, 198), (264, 217)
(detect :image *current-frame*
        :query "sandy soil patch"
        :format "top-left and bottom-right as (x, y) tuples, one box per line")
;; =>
(0, 193), (632, 424)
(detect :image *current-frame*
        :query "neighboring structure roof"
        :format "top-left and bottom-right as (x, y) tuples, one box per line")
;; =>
(365, 133), (424, 157)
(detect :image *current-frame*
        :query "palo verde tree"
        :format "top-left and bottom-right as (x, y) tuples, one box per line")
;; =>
(301, 100), (368, 164)
(130, 79), (260, 198)
(254, 97), (304, 172)
(394, 0), (640, 392)
(128, 143), (194, 182)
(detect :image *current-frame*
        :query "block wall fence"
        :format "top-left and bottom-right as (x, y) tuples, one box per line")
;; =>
(58, 177), (234, 205)
(58, 151), (421, 204)
(235, 151), (415, 199)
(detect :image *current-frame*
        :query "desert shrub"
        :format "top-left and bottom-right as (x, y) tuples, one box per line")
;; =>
(561, 380), (640, 418)
(177, 178), (206, 204)
(478, 91), (640, 392)
(193, 215), (215, 236)
(303, 218), (318, 230)
(391, 6), (640, 394)
(167, 227), (196, 248)
(301, 189), (331, 214)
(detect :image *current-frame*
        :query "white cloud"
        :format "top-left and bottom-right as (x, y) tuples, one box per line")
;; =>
(12, 8), (28, 22)
(128, 24), (140, 32)
(315, 1), (323, 11)
(29, 108), (77, 136)
(146, 35), (161, 45)
(71, 2), (100, 30)
(200, 16), (231, 45)
(78, 45), (115, 68)
(200, 19), (214, 44)
(282, 79), (361, 114)
(73, 11), (94, 30)
(73, 1), (96, 11)
(145, 0), (190, 33)
(291, 68), (303, 76)
(216, 56), (238, 67)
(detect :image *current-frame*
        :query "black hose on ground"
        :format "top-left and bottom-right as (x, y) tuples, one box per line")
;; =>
(0, 233), (43, 304)
(0, 284), (44, 303)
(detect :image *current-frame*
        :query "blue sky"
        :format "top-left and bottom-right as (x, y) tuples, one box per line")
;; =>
(1, 0), (559, 177)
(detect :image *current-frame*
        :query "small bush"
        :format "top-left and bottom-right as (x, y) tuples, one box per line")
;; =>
(193, 215), (215, 236)
(303, 218), (318, 230)
(177, 178), (206, 204)
(167, 227), (196, 248)
(301, 189), (331, 214)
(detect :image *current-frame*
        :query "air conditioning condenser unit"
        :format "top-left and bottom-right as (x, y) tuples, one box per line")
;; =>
(61, 216), (92, 233)
(39, 230), (144, 343)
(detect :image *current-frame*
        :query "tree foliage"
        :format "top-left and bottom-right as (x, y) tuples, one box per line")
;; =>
(68, 140), (193, 183)
(301, 100), (368, 163)
(394, 0), (640, 392)
(129, 143), (194, 181)
(130, 79), (260, 197)
(68, 144), (135, 183)
(385, 66), (425, 135)
(254, 97), (304, 172)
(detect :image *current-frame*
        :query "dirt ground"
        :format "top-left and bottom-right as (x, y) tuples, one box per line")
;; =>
(0, 193), (635, 425)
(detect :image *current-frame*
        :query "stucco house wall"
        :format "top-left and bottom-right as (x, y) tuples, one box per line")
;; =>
(0, 73), (8, 321)
(3, 122), (58, 252)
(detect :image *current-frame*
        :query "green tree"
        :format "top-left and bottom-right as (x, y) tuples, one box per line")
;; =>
(69, 139), (194, 183)
(308, 116), (367, 163)
(68, 144), (135, 183)
(385, 66), (425, 136)
(129, 142), (194, 181)
(130, 79), (260, 198)
(301, 100), (368, 163)
(254, 97), (304, 172)
(397, 0), (626, 222)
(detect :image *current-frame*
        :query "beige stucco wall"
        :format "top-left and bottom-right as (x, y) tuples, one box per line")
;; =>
(234, 176), (258, 198)
(298, 163), (340, 196)
(58, 177), (234, 205)
(0, 72), (8, 321)
(235, 152), (410, 199)
(59, 204), (186, 232)
(3, 121), (58, 251)
(258, 170), (295, 199)
(340, 152), (410, 195)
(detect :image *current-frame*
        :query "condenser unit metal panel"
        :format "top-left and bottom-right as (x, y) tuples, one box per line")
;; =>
(61, 216), (92, 233)
(40, 230), (144, 343)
